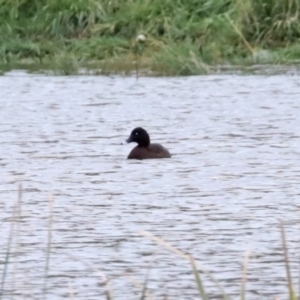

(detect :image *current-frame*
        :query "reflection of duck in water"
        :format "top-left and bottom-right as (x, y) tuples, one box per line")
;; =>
(126, 127), (171, 159)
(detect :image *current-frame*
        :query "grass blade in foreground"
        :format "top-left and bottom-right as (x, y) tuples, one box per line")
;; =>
(280, 221), (297, 300)
(240, 248), (251, 300)
(67, 254), (114, 299)
(139, 230), (230, 300)
(139, 263), (151, 300)
(43, 194), (54, 299)
(0, 193), (18, 300)
(190, 255), (208, 300)
(139, 251), (156, 300)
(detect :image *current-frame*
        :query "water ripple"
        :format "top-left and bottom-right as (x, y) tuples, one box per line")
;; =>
(0, 72), (299, 299)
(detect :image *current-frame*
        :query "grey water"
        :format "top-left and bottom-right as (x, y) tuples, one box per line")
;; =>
(0, 71), (300, 299)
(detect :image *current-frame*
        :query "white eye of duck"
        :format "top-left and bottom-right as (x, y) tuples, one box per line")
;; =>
(135, 132), (139, 135)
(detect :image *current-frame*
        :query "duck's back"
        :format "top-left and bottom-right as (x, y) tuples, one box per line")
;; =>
(128, 143), (171, 159)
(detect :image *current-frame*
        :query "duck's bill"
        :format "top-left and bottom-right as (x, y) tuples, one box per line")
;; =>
(126, 137), (132, 143)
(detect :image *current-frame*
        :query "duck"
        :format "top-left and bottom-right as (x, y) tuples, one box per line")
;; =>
(126, 127), (171, 159)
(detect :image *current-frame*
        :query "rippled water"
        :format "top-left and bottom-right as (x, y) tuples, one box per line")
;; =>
(0, 71), (300, 299)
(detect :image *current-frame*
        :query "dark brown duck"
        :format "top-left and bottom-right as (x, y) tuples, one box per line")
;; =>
(126, 127), (171, 159)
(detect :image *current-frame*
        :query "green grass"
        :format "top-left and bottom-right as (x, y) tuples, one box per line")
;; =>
(0, 0), (300, 75)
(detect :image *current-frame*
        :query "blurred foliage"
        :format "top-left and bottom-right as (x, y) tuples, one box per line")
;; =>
(0, 0), (300, 74)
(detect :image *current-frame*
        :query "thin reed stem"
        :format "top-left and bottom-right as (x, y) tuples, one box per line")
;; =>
(0, 193), (18, 300)
(67, 254), (114, 299)
(190, 255), (208, 300)
(43, 194), (54, 299)
(241, 248), (251, 300)
(11, 184), (23, 299)
(225, 14), (254, 55)
(139, 230), (230, 300)
(280, 221), (295, 300)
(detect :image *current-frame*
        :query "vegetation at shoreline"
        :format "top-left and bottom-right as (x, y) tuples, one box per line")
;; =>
(1, 0), (300, 75)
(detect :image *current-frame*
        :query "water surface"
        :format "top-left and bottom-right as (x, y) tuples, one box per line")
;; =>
(0, 71), (300, 299)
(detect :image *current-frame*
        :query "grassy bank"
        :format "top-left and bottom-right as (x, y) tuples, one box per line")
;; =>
(1, 0), (300, 75)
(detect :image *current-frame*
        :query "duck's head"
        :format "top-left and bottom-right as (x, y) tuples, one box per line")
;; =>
(126, 127), (150, 147)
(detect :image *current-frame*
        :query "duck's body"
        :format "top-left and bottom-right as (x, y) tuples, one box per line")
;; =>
(128, 143), (171, 159)
(126, 127), (171, 160)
